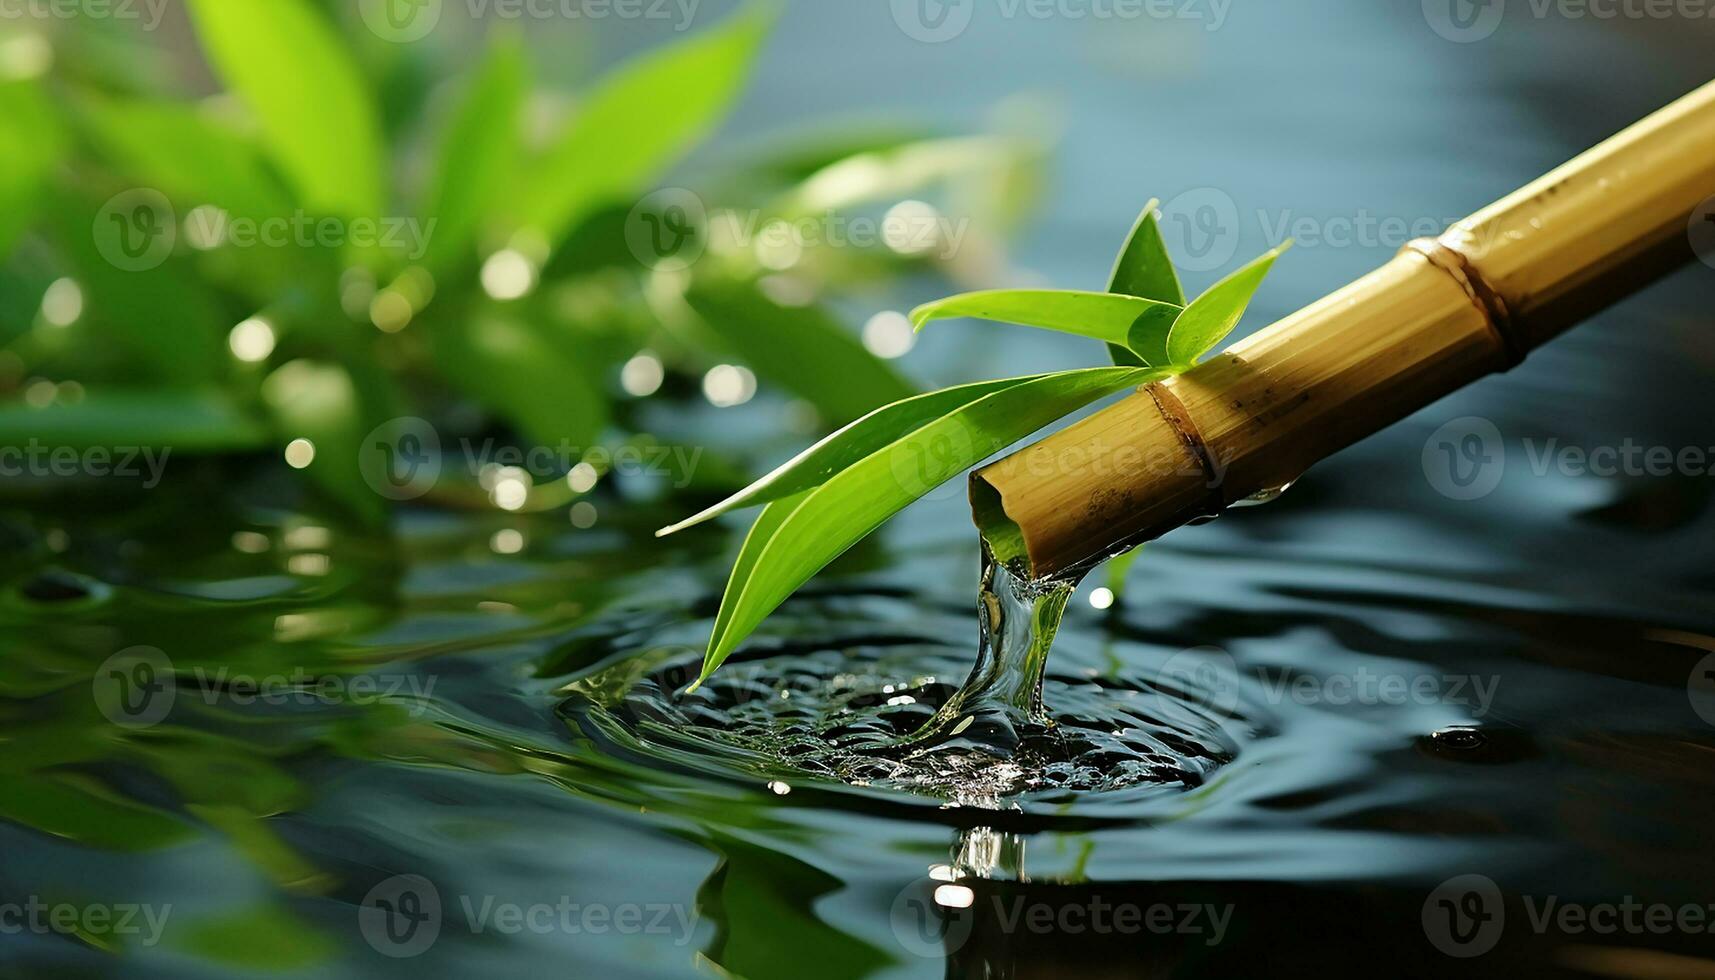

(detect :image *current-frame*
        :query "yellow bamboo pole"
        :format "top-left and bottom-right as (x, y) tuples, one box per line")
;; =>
(974, 79), (1715, 579)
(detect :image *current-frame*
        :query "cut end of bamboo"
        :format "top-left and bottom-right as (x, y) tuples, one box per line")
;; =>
(974, 78), (1715, 579)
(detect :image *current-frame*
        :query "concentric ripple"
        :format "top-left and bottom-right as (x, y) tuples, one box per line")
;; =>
(562, 558), (1248, 810)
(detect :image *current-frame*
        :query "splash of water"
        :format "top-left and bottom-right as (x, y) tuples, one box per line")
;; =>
(886, 546), (1081, 759)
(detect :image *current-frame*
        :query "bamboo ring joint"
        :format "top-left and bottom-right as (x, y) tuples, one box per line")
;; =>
(1401, 236), (1527, 369)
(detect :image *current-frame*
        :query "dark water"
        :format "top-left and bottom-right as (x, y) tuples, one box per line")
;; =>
(8, 5), (1715, 979)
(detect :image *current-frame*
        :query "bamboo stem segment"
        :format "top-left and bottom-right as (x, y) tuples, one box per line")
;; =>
(973, 79), (1715, 579)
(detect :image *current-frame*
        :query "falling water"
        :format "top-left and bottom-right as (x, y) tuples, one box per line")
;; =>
(889, 545), (1082, 759)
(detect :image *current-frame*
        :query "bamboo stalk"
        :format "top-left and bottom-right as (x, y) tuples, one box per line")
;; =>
(973, 79), (1715, 579)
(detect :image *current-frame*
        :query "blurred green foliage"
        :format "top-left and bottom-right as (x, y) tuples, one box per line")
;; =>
(0, 0), (1046, 521)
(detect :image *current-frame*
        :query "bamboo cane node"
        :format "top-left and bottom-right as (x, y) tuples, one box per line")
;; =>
(1402, 237), (1527, 369)
(1144, 381), (1227, 515)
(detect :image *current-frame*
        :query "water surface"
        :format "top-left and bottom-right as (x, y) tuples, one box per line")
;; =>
(6, 5), (1715, 978)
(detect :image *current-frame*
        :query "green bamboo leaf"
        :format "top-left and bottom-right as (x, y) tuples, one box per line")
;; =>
(186, 0), (384, 217)
(515, 4), (773, 246)
(909, 290), (1182, 363)
(261, 360), (382, 523)
(0, 80), (61, 258)
(681, 280), (916, 426)
(1165, 243), (1291, 367)
(693, 366), (1163, 684)
(1106, 200), (1186, 366)
(0, 390), (267, 453)
(75, 95), (292, 223)
(703, 489), (808, 670)
(782, 135), (1011, 214)
(435, 315), (611, 453)
(420, 32), (527, 271)
(45, 190), (226, 385)
(659, 375), (1040, 536)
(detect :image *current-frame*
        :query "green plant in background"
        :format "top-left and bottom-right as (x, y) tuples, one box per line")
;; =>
(663, 204), (1289, 687)
(0, 0), (1044, 519)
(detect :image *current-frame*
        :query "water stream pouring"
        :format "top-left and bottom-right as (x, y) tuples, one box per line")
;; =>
(973, 79), (1715, 578)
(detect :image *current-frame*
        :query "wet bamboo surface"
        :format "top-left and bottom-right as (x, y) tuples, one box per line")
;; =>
(975, 79), (1715, 579)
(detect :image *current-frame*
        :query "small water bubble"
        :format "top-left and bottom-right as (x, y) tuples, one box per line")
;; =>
(1430, 726), (1487, 750)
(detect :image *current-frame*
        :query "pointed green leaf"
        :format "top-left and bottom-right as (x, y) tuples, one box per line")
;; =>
(697, 489), (809, 688)
(0, 80), (62, 258)
(659, 375), (1040, 536)
(261, 360), (383, 523)
(1108, 201), (1187, 304)
(694, 366), (1163, 682)
(186, 0), (384, 217)
(1165, 243), (1291, 367)
(1106, 200), (1186, 366)
(0, 390), (267, 453)
(44, 190), (226, 385)
(681, 279), (915, 426)
(436, 315), (611, 453)
(514, 4), (773, 246)
(75, 95), (292, 223)
(420, 32), (527, 271)
(910, 289), (1182, 364)
(782, 135), (1011, 215)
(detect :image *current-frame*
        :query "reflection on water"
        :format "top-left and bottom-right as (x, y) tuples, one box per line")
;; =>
(6, 6), (1715, 980)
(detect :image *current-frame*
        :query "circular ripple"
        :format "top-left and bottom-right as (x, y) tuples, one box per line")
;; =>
(562, 640), (1245, 810)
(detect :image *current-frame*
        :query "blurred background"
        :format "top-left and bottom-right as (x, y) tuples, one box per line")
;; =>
(4, 2), (1715, 978)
